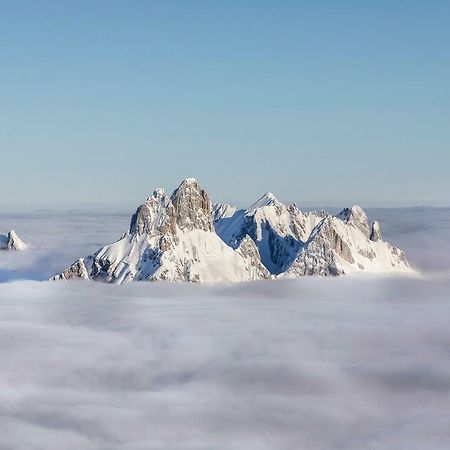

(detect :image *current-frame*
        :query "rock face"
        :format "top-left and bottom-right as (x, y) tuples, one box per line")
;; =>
(0, 230), (28, 251)
(53, 178), (412, 284)
(171, 178), (213, 232)
(55, 258), (90, 280)
(236, 235), (271, 280)
(283, 215), (408, 277)
(370, 220), (382, 242)
(53, 179), (270, 284)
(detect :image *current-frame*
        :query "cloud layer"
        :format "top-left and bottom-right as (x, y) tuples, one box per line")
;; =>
(0, 276), (450, 449)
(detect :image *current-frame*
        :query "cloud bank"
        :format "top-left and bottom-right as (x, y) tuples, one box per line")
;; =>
(1, 276), (450, 449)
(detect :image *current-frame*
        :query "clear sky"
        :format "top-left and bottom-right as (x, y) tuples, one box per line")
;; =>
(1, 1), (449, 207)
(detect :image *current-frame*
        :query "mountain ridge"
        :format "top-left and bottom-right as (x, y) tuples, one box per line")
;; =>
(53, 178), (412, 283)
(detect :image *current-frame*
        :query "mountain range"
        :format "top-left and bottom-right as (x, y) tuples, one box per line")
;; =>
(52, 178), (411, 283)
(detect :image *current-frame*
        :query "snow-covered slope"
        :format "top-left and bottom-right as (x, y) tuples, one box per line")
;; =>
(0, 230), (27, 251)
(53, 179), (269, 283)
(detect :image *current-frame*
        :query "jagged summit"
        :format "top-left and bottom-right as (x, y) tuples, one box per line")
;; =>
(181, 177), (198, 183)
(53, 178), (412, 284)
(248, 192), (281, 211)
(170, 178), (212, 232)
(129, 188), (174, 237)
(151, 187), (165, 198)
(212, 203), (237, 222)
(337, 205), (371, 238)
(0, 230), (28, 251)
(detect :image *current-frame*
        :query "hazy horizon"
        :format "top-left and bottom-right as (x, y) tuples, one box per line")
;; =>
(1, 182), (450, 210)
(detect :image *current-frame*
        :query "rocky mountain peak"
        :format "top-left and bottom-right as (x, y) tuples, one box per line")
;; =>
(248, 192), (281, 211)
(236, 235), (271, 279)
(130, 179), (214, 236)
(171, 178), (213, 232)
(151, 188), (166, 199)
(287, 203), (302, 215)
(338, 205), (370, 238)
(129, 189), (175, 237)
(264, 192), (276, 201)
(212, 203), (238, 223)
(0, 230), (28, 251)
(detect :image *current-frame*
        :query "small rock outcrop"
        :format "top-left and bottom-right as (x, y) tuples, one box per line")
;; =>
(53, 258), (90, 280)
(370, 221), (383, 242)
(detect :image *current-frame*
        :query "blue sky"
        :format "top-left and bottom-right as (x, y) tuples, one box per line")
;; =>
(1, 1), (449, 207)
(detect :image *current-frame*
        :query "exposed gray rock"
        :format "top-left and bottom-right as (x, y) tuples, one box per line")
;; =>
(283, 217), (353, 277)
(370, 220), (383, 242)
(236, 235), (271, 280)
(171, 178), (213, 232)
(287, 203), (310, 240)
(51, 258), (90, 280)
(129, 189), (176, 237)
(358, 248), (376, 260)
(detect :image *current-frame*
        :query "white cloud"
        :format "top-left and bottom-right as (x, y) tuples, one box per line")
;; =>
(0, 275), (449, 449)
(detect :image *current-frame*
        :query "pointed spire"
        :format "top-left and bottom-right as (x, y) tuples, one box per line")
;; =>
(248, 192), (281, 211)
(370, 221), (383, 242)
(171, 178), (213, 231)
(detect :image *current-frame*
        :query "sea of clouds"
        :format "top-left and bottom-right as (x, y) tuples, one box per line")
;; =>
(0, 207), (449, 449)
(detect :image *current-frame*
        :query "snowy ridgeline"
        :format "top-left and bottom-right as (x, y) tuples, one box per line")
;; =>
(52, 178), (412, 284)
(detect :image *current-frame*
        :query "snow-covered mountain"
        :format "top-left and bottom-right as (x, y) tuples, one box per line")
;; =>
(213, 195), (411, 277)
(53, 178), (411, 284)
(0, 230), (27, 251)
(53, 179), (269, 283)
